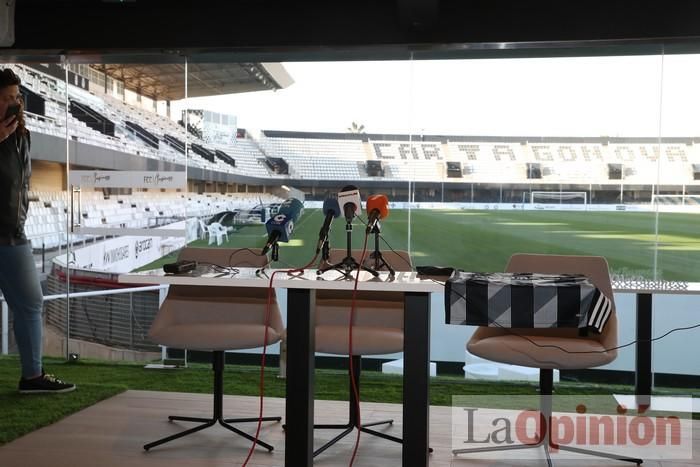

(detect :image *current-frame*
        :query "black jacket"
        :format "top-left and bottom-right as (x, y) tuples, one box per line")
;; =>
(0, 130), (31, 240)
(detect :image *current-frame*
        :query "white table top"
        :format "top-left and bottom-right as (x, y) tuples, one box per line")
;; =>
(119, 266), (700, 296)
(119, 266), (445, 293)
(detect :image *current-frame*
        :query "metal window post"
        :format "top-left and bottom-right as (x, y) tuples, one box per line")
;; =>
(1, 298), (8, 355)
(129, 292), (134, 349)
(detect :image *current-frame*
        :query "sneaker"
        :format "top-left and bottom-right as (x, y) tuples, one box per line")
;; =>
(18, 372), (76, 394)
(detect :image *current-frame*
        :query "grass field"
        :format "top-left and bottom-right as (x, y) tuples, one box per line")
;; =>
(140, 209), (700, 281)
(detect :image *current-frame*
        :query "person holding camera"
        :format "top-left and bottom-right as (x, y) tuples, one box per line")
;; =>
(0, 68), (75, 393)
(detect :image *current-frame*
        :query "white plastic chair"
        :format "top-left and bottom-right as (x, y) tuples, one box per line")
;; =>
(209, 222), (229, 246)
(197, 219), (211, 242)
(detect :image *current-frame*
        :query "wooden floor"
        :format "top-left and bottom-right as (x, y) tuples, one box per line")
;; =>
(0, 390), (697, 467)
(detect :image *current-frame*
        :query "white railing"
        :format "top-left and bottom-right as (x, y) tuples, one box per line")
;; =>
(1, 285), (167, 356)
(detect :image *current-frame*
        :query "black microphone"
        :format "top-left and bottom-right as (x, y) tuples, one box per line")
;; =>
(262, 198), (304, 255)
(337, 185), (362, 223)
(317, 197), (341, 253)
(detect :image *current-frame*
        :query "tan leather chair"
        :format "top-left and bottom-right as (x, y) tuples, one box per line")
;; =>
(453, 254), (642, 466)
(144, 247), (284, 452)
(312, 248), (415, 458)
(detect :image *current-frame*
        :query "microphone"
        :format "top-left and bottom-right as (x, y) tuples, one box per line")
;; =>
(317, 197), (341, 252)
(365, 194), (389, 233)
(262, 198), (304, 255)
(337, 185), (362, 223)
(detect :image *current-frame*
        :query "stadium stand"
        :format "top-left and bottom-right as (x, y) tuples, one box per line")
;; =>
(259, 130), (366, 161)
(214, 149), (236, 168)
(125, 121), (159, 148)
(163, 134), (186, 155)
(23, 190), (284, 250)
(69, 99), (115, 137)
(191, 143), (216, 164)
(3, 62), (699, 215)
(264, 157), (289, 175)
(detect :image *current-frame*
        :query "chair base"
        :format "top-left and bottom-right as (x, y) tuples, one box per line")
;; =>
(310, 355), (432, 458)
(452, 369), (642, 466)
(452, 441), (642, 467)
(144, 415), (282, 452)
(143, 351), (281, 452)
(314, 418), (408, 457)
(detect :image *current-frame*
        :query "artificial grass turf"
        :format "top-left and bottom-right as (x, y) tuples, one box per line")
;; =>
(2, 355), (697, 447)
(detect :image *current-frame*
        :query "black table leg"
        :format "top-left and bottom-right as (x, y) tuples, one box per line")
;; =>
(635, 293), (652, 409)
(285, 288), (315, 467)
(403, 292), (431, 467)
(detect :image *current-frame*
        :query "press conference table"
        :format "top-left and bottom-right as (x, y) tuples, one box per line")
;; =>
(119, 267), (442, 467)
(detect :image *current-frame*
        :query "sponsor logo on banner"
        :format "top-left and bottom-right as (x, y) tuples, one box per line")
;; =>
(71, 171), (185, 188)
(103, 245), (129, 265)
(80, 172), (111, 185)
(134, 238), (153, 259)
(143, 173), (176, 186)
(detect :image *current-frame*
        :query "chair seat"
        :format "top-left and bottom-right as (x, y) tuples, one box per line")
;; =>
(150, 323), (281, 351)
(315, 325), (403, 355)
(467, 333), (615, 370)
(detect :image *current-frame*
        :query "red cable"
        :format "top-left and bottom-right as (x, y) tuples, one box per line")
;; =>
(240, 269), (278, 467)
(348, 233), (370, 466)
(240, 253), (318, 467)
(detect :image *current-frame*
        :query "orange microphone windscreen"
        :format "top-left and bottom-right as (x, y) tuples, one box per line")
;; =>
(366, 194), (389, 219)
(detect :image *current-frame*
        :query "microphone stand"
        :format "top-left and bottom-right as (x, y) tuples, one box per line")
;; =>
(317, 217), (379, 277)
(369, 220), (395, 277)
(256, 242), (278, 276)
(321, 238), (330, 262)
(271, 242), (279, 263)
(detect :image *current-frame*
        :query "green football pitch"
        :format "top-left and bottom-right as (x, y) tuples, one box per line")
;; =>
(159, 209), (700, 281)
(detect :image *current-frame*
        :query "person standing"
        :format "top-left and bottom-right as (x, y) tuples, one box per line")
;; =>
(0, 68), (75, 394)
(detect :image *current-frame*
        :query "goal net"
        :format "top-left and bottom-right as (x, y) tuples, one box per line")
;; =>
(527, 191), (588, 210)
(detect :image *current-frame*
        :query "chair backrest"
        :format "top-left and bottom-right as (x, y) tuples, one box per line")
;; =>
(178, 246), (262, 269)
(160, 247), (283, 332)
(316, 249), (412, 329)
(506, 254), (614, 302)
(498, 253), (618, 352)
(198, 219), (209, 232)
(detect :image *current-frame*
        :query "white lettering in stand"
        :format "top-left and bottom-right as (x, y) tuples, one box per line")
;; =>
(69, 171), (186, 189)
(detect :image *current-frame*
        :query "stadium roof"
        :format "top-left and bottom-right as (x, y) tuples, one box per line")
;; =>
(92, 62), (293, 101)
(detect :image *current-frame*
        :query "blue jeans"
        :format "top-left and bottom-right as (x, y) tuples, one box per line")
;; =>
(0, 242), (43, 379)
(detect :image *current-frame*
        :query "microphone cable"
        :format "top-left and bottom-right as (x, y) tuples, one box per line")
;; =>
(441, 284), (700, 361)
(375, 234), (700, 357)
(347, 231), (371, 467)
(228, 247), (266, 264)
(240, 251), (320, 467)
